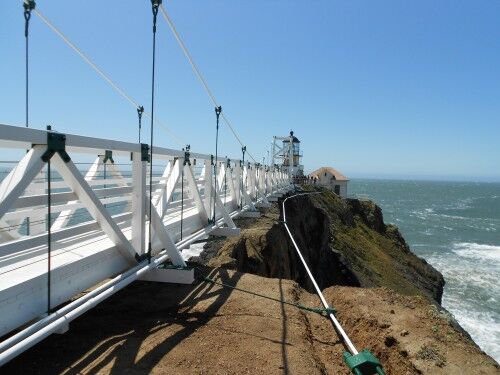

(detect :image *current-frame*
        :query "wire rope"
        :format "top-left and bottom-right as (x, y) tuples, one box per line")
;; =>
(33, 8), (184, 147)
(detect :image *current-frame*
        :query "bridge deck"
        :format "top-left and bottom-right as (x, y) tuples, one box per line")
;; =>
(0, 123), (290, 344)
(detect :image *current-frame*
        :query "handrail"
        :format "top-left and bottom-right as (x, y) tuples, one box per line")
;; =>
(281, 191), (386, 375)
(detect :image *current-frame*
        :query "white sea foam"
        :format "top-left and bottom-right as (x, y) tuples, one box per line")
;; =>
(350, 179), (500, 361)
(438, 213), (467, 220)
(452, 242), (500, 263)
(443, 300), (500, 361)
(427, 247), (500, 362)
(410, 208), (435, 220)
(455, 198), (473, 210)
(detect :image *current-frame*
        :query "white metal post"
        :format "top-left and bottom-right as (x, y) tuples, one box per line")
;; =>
(131, 152), (146, 255)
(203, 159), (212, 217)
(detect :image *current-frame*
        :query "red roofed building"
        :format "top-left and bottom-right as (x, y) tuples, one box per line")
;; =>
(309, 167), (349, 197)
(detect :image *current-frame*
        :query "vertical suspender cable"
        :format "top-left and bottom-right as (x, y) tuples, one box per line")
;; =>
(147, 0), (161, 263)
(47, 156), (51, 312)
(23, 1), (35, 237)
(33, 7), (184, 147)
(241, 146), (246, 208)
(23, 0), (35, 128)
(46, 125), (52, 313)
(180, 145), (190, 239)
(180, 159), (184, 240)
(137, 105), (144, 143)
(103, 159), (107, 208)
(213, 106), (222, 223)
(223, 160), (227, 208)
(158, 5), (258, 163)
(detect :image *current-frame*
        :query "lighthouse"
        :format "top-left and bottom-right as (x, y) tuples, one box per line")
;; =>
(271, 131), (304, 177)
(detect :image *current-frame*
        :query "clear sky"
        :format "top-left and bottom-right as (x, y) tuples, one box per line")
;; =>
(1, 1), (499, 181)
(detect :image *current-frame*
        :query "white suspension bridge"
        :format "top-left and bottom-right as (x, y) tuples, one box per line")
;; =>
(0, 122), (290, 364)
(0, 2), (385, 374)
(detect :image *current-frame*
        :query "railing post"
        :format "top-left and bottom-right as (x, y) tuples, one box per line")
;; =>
(259, 166), (266, 197)
(204, 158), (212, 220)
(234, 161), (242, 208)
(131, 150), (146, 256)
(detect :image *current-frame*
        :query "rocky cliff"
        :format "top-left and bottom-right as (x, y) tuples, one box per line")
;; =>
(4, 188), (498, 375)
(206, 187), (445, 304)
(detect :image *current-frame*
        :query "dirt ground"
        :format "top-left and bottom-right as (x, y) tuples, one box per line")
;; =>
(3, 268), (498, 375)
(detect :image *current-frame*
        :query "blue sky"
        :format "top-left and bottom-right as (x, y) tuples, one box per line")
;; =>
(1, 1), (499, 181)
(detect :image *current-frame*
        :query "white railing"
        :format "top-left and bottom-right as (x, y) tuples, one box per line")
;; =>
(0, 123), (291, 340)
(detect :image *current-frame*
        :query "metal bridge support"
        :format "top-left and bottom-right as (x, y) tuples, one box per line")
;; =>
(0, 123), (293, 350)
(131, 149), (147, 256)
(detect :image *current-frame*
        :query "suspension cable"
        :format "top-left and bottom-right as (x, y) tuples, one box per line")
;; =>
(147, 0), (161, 263)
(180, 163), (184, 240)
(158, 4), (257, 163)
(213, 106), (222, 223)
(241, 146), (246, 208)
(23, 1), (36, 236)
(137, 105), (144, 143)
(224, 158), (228, 208)
(32, 7), (184, 147)
(180, 146), (189, 240)
(23, 0), (35, 128)
(46, 125), (52, 313)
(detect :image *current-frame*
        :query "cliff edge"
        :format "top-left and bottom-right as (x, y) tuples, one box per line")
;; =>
(4, 188), (499, 374)
(206, 187), (444, 304)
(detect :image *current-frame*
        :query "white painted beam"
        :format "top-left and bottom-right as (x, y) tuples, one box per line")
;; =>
(0, 147), (46, 221)
(52, 154), (137, 264)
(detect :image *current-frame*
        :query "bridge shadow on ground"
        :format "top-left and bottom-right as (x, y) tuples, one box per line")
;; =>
(3, 267), (292, 374)
(3, 266), (239, 374)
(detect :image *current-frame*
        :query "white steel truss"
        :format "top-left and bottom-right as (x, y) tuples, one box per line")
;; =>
(0, 123), (292, 343)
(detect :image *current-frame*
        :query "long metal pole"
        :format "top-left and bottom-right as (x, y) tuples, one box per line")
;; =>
(148, 1), (161, 262)
(282, 193), (358, 355)
(213, 106), (221, 223)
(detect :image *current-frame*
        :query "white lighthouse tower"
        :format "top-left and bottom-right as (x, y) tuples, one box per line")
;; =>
(271, 131), (304, 177)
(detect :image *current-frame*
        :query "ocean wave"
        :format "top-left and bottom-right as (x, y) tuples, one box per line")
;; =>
(437, 213), (467, 220)
(428, 252), (500, 361)
(454, 198), (473, 210)
(426, 251), (500, 299)
(452, 242), (500, 263)
(410, 208), (435, 219)
(442, 301), (500, 361)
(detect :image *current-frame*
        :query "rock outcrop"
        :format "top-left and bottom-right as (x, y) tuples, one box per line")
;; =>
(207, 187), (445, 304)
(4, 188), (498, 374)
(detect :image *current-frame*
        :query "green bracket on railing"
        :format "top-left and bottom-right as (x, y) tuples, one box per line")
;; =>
(343, 350), (385, 375)
(102, 150), (114, 164)
(140, 143), (150, 162)
(41, 131), (71, 163)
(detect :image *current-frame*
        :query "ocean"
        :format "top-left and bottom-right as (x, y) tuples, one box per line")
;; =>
(349, 179), (500, 362)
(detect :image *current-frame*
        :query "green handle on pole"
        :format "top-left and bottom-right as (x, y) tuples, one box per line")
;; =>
(343, 350), (386, 375)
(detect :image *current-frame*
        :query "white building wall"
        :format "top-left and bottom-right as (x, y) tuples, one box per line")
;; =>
(313, 171), (348, 197)
(338, 181), (348, 197)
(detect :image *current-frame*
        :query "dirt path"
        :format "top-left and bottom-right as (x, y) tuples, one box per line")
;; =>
(3, 269), (499, 374)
